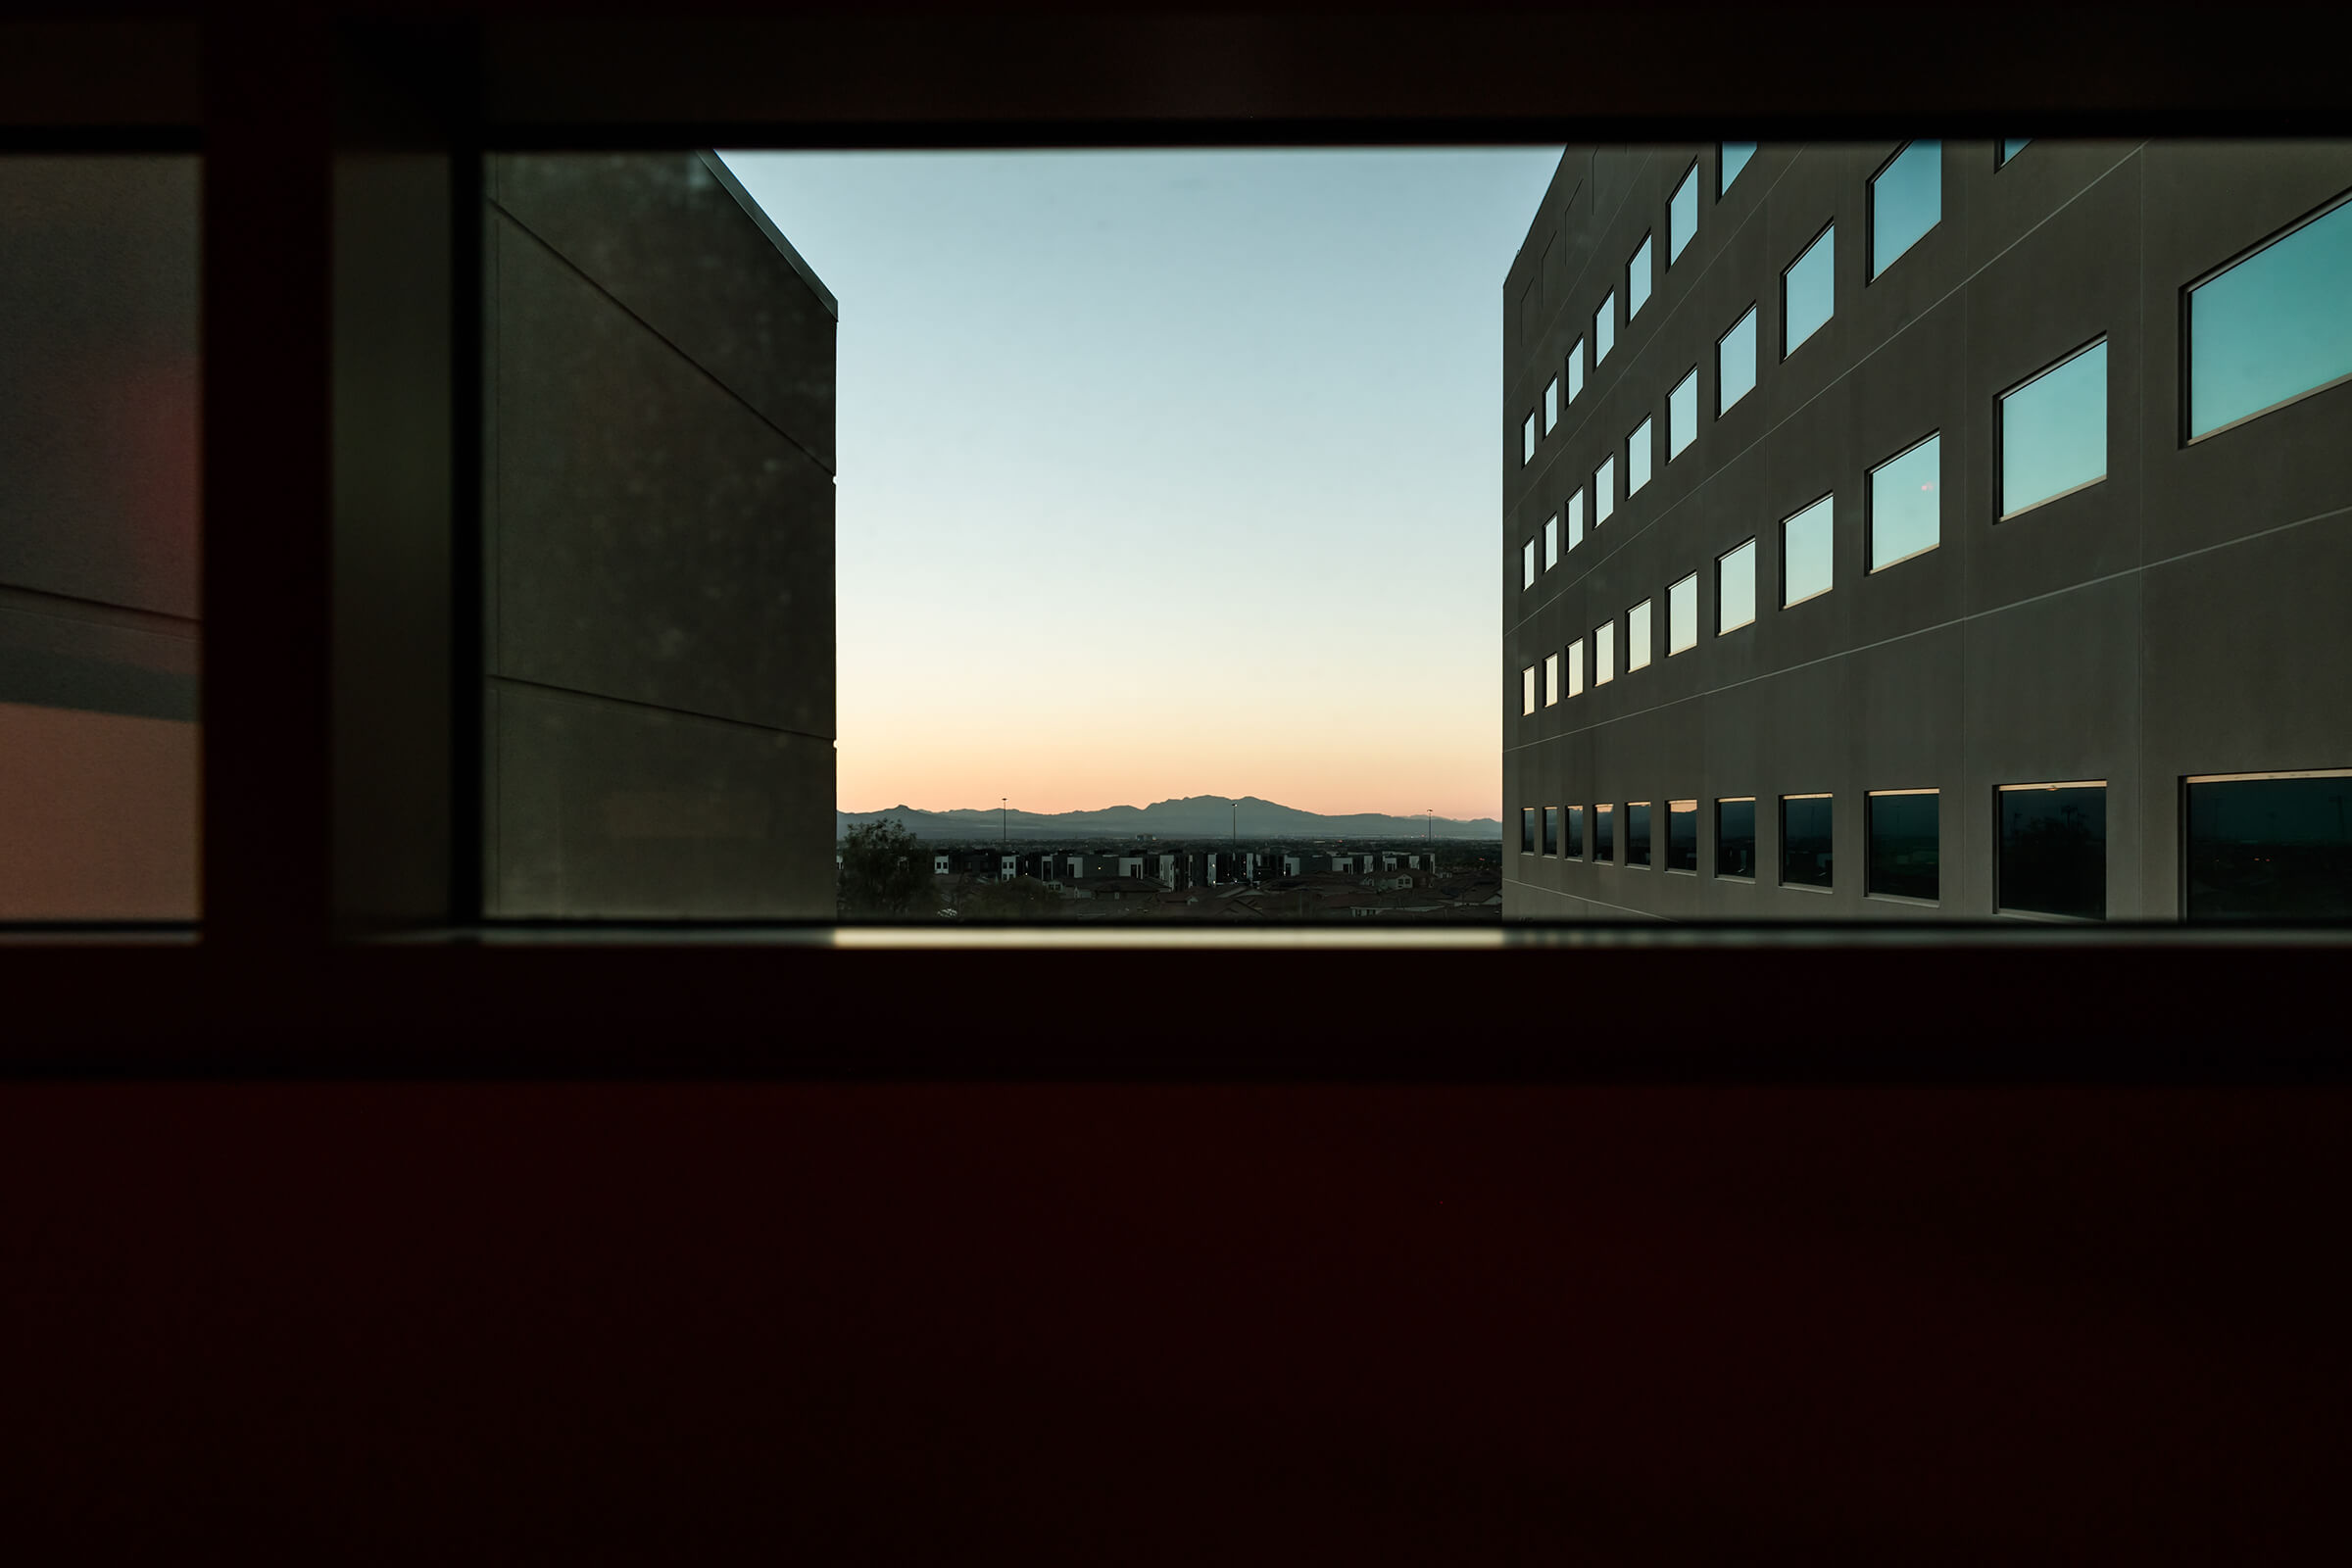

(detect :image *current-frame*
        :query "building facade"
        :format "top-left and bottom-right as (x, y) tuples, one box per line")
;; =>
(1503, 140), (2352, 921)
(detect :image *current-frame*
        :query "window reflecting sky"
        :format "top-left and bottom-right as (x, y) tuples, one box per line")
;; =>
(2190, 196), (2352, 437)
(1785, 223), (1834, 355)
(2002, 340), (2107, 515)
(1870, 434), (1940, 569)
(1720, 306), (1757, 413)
(1871, 140), (1941, 277)
(724, 148), (1560, 819)
(1783, 495), (1834, 606)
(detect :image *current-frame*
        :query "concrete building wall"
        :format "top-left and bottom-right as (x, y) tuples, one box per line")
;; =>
(485, 153), (836, 916)
(1502, 141), (2352, 921)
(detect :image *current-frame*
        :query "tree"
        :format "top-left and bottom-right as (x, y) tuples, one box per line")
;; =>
(959, 875), (1065, 921)
(837, 820), (931, 918)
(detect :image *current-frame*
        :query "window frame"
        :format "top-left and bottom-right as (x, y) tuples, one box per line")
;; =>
(1626, 599), (1653, 671)
(1718, 140), (1755, 197)
(1627, 232), (1654, 318)
(1668, 160), (1699, 265)
(1718, 304), (1758, 416)
(2180, 187), (2352, 446)
(1713, 797), (1757, 882)
(1668, 367), (1699, 460)
(1995, 779), (2110, 922)
(1594, 290), (1616, 365)
(1867, 138), (1942, 281)
(1667, 573), (1699, 656)
(1781, 219), (1835, 360)
(1779, 793), (1835, 892)
(1997, 334), (2109, 521)
(1779, 492), (1835, 609)
(1866, 430), (1942, 572)
(1627, 416), (1653, 496)
(1865, 788), (1942, 906)
(1716, 538), (1757, 636)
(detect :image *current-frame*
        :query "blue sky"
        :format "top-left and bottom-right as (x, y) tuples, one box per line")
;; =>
(721, 147), (1562, 821)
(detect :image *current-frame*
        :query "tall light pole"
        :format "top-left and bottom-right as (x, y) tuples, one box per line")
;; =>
(1001, 796), (1007, 848)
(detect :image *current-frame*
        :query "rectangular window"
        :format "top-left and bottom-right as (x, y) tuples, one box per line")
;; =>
(1627, 802), (1653, 867)
(1867, 790), (1940, 902)
(1565, 805), (1586, 859)
(1594, 292), (1616, 364)
(1627, 416), (1652, 496)
(1595, 455), (1616, 523)
(1567, 337), (1585, 402)
(1627, 599), (1653, 670)
(1870, 139), (1941, 278)
(1522, 538), (1536, 589)
(1784, 222), (1835, 357)
(1522, 411), (1537, 465)
(1568, 637), (1585, 697)
(1715, 798), (1756, 879)
(1717, 538), (1756, 634)
(2187, 191), (2352, 439)
(1543, 805), (1559, 857)
(1521, 807), (1536, 854)
(2000, 338), (2107, 518)
(1998, 781), (2108, 919)
(1868, 432), (1941, 570)
(1595, 621), (1615, 685)
(1780, 794), (1834, 889)
(1720, 142), (1756, 194)
(1544, 651), (1559, 707)
(1999, 137), (2033, 166)
(1522, 664), (1536, 716)
(1669, 162), (1699, 264)
(1544, 375), (1559, 433)
(1781, 494), (1834, 608)
(1628, 234), (1654, 318)
(1719, 305), (1758, 415)
(1594, 803), (1616, 862)
(1668, 368), (1698, 459)
(1668, 573), (1698, 655)
(1666, 800), (1700, 872)
(2184, 769), (2352, 920)
(1544, 513), (1559, 569)
(1567, 488), (1586, 551)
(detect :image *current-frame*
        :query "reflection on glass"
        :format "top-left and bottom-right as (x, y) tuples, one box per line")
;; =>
(1628, 417), (1652, 495)
(1871, 139), (1941, 277)
(1869, 434), (1941, 570)
(1544, 512), (1558, 568)
(2184, 770), (2352, 919)
(1595, 803), (1616, 861)
(1667, 800), (1699, 871)
(1543, 805), (1559, 856)
(1781, 794), (1833, 888)
(1544, 650), (1559, 706)
(1596, 621), (1615, 684)
(1522, 664), (1536, 715)
(2001, 339), (2106, 516)
(1785, 223), (1835, 356)
(1544, 375), (1559, 433)
(1670, 164), (1699, 263)
(1669, 368), (1698, 459)
(1718, 539), (1756, 633)
(1568, 637), (1585, 697)
(1595, 455), (1616, 523)
(1522, 538), (1535, 589)
(1568, 488), (1586, 550)
(1627, 599), (1653, 670)
(2188, 194), (2352, 438)
(1629, 235), (1654, 318)
(1568, 336), (1585, 401)
(1668, 573), (1698, 655)
(1868, 790), (1940, 901)
(1999, 782), (2106, 918)
(1522, 411), (1536, 465)
(1627, 802), (1653, 866)
(1782, 494), (1834, 607)
(1715, 798), (1756, 878)
(1720, 141), (1756, 194)
(1521, 806), (1536, 853)
(1595, 292), (1616, 364)
(1565, 805), (1586, 858)
(1719, 306), (1757, 414)
(2000, 137), (2033, 166)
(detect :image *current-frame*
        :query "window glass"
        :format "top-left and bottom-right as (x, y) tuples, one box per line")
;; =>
(1870, 139), (1941, 278)
(1544, 513), (1559, 568)
(1594, 803), (1616, 862)
(1999, 781), (2107, 919)
(1867, 791), (1940, 901)
(1715, 798), (1756, 878)
(1521, 807), (1536, 854)
(1999, 137), (2033, 166)
(1568, 337), (1585, 402)
(1628, 417), (1652, 496)
(1568, 489), (1586, 551)
(1784, 223), (1834, 356)
(1543, 805), (1559, 857)
(1669, 368), (1698, 459)
(1565, 805), (1586, 859)
(1544, 375), (1559, 433)
(1522, 411), (1537, 465)
(1670, 163), (1699, 263)
(2001, 339), (2107, 517)
(2183, 771), (2352, 919)
(1628, 235), (1653, 318)
(1869, 433), (1941, 570)
(1595, 456), (1616, 523)
(1668, 573), (1698, 655)
(1627, 599), (1653, 670)
(2188, 194), (2352, 438)
(1720, 142), (1756, 194)
(1780, 795), (1833, 888)
(1782, 494), (1834, 607)
(1568, 637), (1585, 697)
(1522, 664), (1536, 716)
(1666, 800), (1700, 871)
(1544, 651), (1559, 706)
(1522, 538), (1536, 589)
(1594, 292), (1616, 364)
(1718, 539), (1756, 633)
(1719, 306), (1757, 414)
(1596, 621), (1615, 684)
(1627, 802), (1653, 866)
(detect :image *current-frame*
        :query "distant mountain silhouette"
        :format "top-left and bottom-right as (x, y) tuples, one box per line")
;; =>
(837, 794), (1498, 840)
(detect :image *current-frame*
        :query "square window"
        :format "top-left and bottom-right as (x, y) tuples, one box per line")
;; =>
(1627, 599), (1653, 670)
(1717, 539), (1756, 634)
(1520, 807), (1536, 854)
(1998, 781), (2107, 919)
(1544, 651), (1559, 707)
(1596, 621), (1615, 685)
(1998, 137), (2033, 167)
(1543, 805), (1559, 857)
(1522, 665), (1536, 716)
(1666, 800), (1700, 872)
(1867, 790), (1940, 901)
(1668, 573), (1698, 655)
(1626, 802), (1653, 866)
(1567, 337), (1586, 402)
(1568, 637), (1585, 697)
(1595, 456), (1616, 523)
(1627, 416), (1652, 495)
(1715, 798), (1756, 879)
(1594, 803), (1616, 862)
(1719, 305), (1758, 415)
(1522, 538), (1536, 589)
(1669, 162), (1699, 264)
(1868, 433), (1941, 570)
(1567, 488), (1586, 551)
(1720, 142), (1756, 195)
(1544, 375), (1559, 433)
(1522, 411), (1537, 465)
(1784, 222), (1834, 357)
(2000, 339), (2107, 517)
(1780, 794), (1834, 889)
(1870, 139), (1942, 278)
(1668, 368), (1698, 459)
(1781, 494), (1834, 607)
(2187, 193), (2352, 440)
(1628, 234), (1653, 318)
(1564, 806), (1586, 859)
(1594, 292), (1616, 364)
(1544, 513), (1559, 568)
(2183, 769), (2352, 919)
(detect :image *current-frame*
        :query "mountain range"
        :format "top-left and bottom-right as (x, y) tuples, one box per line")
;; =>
(837, 795), (1499, 841)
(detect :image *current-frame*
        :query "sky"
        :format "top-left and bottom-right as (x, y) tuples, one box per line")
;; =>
(720, 147), (1563, 822)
